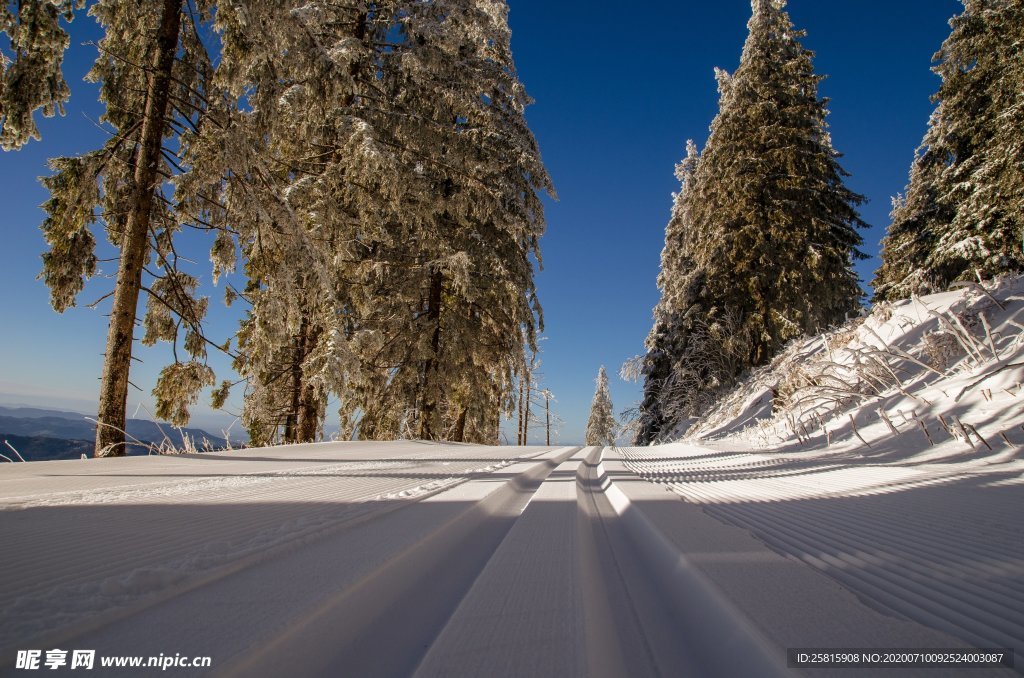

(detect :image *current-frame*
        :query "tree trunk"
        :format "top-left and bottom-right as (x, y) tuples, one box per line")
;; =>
(517, 376), (525, 445)
(417, 269), (443, 440)
(296, 324), (322, 442)
(94, 0), (182, 457)
(283, 320), (307, 443)
(495, 403), (502, 446)
(522, 371), (531, 445)
(545, 394), (550, 446)
(452, 405), (468, 443)
(296, 381), (320, 442)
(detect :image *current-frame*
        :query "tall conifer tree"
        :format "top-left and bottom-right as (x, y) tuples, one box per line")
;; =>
(207, 0), (551, 445)
(690, 0), (865, 365)
(343, 0), (551, 444)
(875, 0), (1023, 299)
(636, 141), (702, 444)
(31, 0), (222, 455)
(585, 366), (615, 447)
(638, 0), (865, 441)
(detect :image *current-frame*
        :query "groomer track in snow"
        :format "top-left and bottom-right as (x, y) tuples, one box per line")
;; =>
(1, 441), (1019, 676)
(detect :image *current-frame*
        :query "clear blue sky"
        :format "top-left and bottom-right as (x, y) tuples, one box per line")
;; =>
(0, 0), (961, 444)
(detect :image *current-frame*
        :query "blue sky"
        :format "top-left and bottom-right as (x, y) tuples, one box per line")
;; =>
(0, 0), (961, 444)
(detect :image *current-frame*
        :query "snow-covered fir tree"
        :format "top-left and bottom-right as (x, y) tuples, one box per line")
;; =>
(635, 141), (702, 445)
(874, 0), (1024, 299)
(339, 0), (552, 444)
(34, 0), (222, 455)
(15, 0), (550, 450)
(201, 1), (388, 445)
(637, 0), (865, 442)
(205, 0), (551, 445)
(872, 110), (954, 299)
(585, 367), (616, 446)
(689, 0), (865, 364)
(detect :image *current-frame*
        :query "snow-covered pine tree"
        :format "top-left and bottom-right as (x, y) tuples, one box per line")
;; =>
(0, 0), (78, 150)
(584, 366), (616, 447)
(37, 0), (222, 455)
(204, 0), (550, 446)
(204, 1), (390, 445)
(638, 0), (866, 441)
(874, 0), (1024, 299)
(872, 111), (954, 299)
(690, 0), (866, 366)
(635, 141), (701, 445)
(343, 0), (552, 444)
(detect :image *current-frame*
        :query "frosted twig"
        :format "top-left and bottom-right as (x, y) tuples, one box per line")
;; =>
(916, 418), (934, 446)
(938, 415), (956, 439)
(963, 423), (992, 451)
(927, 309), (984, 365)
(133, 402), (174, 455)
(955, 362), (1024, 401)
(86, 417), (156, 456)
(861, 324), (890, 351)
(950, 280), (1005, 311)
(952, 416), (976, 450)
(876, 341), (946, 377)
(878, 410), (900, 436)
(979, 313), (999, 359)
(848, 414), (871, 449)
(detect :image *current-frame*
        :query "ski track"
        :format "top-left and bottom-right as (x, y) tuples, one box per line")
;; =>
(621, 442), (1024, 661)
(0, 442), (529, 651)
(1, 441), (1019, 677)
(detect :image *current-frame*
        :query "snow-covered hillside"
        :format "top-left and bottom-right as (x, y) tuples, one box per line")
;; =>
(621, 276), (1024, 663)
(688, 275), (1024, 457)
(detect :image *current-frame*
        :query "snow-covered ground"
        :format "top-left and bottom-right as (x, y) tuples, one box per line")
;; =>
(619, 276), (1024, 672)
(2, 433), (1019, 675)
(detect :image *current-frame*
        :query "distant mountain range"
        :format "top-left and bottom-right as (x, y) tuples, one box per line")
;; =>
(0, 406), (228, 462)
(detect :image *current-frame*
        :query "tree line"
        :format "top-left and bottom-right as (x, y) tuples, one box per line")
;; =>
(2, 0), (552, 454)
(635, 0), (1022, 444)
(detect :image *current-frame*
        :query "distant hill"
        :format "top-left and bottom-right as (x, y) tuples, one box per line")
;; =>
(0, 406), (85, 419)
(1, 435), (93, 462)
(0, 406), (227, 461)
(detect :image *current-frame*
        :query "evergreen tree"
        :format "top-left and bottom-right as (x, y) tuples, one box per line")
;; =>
(875, 0), (1024, 299)
(206, 0), (551, 446)
(639, 0), (865, 440)
(15, 0), (549, 451)
(691, 0), (865, 365)
(35, 0), (222, 455)
(341, 0), (551, 444)
(204, 1), (386, 445)
(585, 366), (615, 447)
(872, 110), (954, 299)
(636, 141), (701, 444)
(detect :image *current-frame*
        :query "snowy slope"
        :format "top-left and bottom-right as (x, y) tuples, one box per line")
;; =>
(1, 439), (1016, 677)
(687, 276), (1024, 451)
(619, 276), (1024, 666)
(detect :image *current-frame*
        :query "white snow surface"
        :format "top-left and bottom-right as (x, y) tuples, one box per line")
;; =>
(2, 375), (1022, 678)
(619, 276), (1024, 669)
